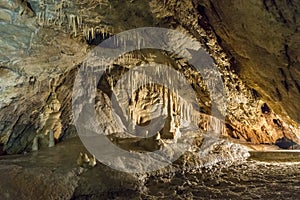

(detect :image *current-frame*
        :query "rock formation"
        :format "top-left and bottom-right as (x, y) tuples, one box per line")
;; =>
(0, 0), (300, 199)
(0, 0), (299, 154)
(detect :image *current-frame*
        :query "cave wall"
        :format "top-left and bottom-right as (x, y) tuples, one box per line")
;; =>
(194, 0), (300, 125)
(0, 0), (300, 154)
(151, 0), (300, 143)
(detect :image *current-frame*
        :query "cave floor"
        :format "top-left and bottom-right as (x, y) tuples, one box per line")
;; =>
(144, 160), (300, 200)
(0, 138), (299, 200)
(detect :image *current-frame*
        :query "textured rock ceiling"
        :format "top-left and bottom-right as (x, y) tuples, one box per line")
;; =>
(0, 0), (299, 154)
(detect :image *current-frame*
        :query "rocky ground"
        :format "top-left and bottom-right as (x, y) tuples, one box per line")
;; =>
(143, 161), (300, 199)
(0, 137), (299, 199)
(0, 137), (141, 200)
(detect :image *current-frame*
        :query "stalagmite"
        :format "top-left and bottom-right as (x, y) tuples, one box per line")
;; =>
(89, 155), (97, 167)
(83, 153), (90, 163)
(76, 152), (97, 168)
(76, 152), (83, 166)
(32, 136), (39, 151)
(156, 132), (161, 140)
(48, 129), (55, 147)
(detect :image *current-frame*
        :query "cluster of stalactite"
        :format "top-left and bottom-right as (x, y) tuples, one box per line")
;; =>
(33, 0), (113, 44)
(95, 50), (227, 142)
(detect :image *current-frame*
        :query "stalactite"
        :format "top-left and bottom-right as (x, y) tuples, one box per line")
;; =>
(124, 35), (126, 50)
(28, 32), (34, 50)
(37, 80), (41, 93)
(100, 29), (106, 39)
(137, 34), (141, 49)
(37, 12), (44, 25)
(141, 38), (145, 48)
(69, 14), (77, 37)
(47, 17), (53, 25)
(39, 0), (45, 10)
(187, 103), (191, 122)
(76, 15), (82, 29)
(91, 27), (94, 40)
(83, 25), (87, 39)
(42, 11), (45, 25)
(181, 100), (185, 121)
(169, 90), (173, 120)
(62, 0), (70, 8)
(191, 108), (195, 124)
(54, 2), (62, 14)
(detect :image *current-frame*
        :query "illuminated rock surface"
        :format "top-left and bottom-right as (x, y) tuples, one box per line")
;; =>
(0, 0), (300, 199)
(0, 0), (299, 154)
